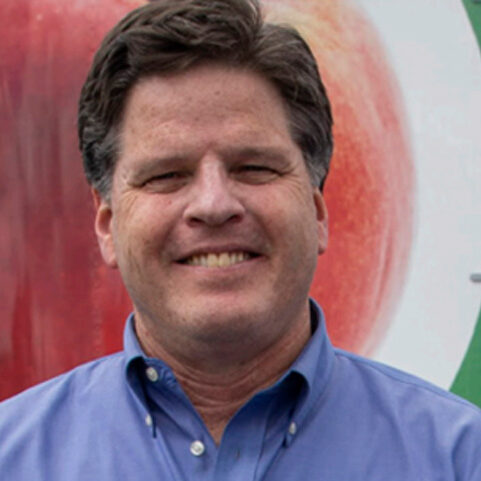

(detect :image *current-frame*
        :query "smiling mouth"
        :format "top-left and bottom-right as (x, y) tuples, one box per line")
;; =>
(181, 251), (256, 268)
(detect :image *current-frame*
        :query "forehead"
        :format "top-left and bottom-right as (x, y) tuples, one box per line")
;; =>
(119, 64), (294, 149)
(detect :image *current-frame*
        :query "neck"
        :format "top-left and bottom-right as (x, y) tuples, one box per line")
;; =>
(135, 311), (311, 444)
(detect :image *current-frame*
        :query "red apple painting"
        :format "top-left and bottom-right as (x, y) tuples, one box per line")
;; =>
(0, 0), (415, 400)
(262, 0), (414, 354)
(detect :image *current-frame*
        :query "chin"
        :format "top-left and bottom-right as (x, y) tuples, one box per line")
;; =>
(194, 294), (307, 344)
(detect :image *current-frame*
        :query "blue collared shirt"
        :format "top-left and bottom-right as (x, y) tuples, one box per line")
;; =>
(1, 301), (481, 480)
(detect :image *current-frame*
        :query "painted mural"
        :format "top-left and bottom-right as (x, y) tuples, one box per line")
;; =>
(0, 0), (480, 404)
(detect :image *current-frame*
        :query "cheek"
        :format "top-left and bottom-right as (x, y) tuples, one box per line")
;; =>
(288, 200), (321, 258)
(257, 192), (319, 251)
(111, 201), (160, 256)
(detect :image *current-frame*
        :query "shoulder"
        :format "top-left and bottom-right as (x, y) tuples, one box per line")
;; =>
(333, 347), (480, 413)
(0, 352), (152, 479)
(317, 349), (481, 478)
(330, 348), (481, 450)
(0, 352), (126, 430)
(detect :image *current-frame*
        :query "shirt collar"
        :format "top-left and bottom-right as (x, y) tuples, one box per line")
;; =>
(122, 298), (335, 437)
(290, 298), (334, 382)
(123, 312), (145, 363)
(279, 299), (335, 441)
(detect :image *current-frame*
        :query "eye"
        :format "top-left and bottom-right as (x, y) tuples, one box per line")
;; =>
(151, 171), (181, 180)
(234, 164), (279, 184)
(142, 171), (189, 193)
(241, 164), (272, 172)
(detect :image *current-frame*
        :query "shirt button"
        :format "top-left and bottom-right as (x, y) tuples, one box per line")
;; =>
(145, 414), (153, 427)
(288, 422), (297, 435)
(146, 366), (159, 382)
(190, 440), (206, 457)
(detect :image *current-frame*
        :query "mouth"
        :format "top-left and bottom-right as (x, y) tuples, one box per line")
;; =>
(179, 251), (258, 268)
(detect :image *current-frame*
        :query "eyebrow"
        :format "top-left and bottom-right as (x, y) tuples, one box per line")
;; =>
(126, 144), (293, 179)
(125, 154), (187, 180)
(219, 145), (293, 164)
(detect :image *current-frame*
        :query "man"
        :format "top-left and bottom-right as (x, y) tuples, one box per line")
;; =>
(0, 0), (480, 479)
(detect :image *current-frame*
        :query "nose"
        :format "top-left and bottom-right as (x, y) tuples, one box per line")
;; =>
(183, 159), (245, 227)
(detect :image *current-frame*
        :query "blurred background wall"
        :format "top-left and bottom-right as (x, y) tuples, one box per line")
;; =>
(1, 0), (480, 405)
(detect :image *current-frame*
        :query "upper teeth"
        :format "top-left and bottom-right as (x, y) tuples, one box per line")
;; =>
(186, 252), (251, 268)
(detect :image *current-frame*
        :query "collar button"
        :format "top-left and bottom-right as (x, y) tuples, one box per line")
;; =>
(288, 421), (297, 436)
(190, 440), (206, 457)
(145, 414), (153, 427)
(146, 366), (159, 382)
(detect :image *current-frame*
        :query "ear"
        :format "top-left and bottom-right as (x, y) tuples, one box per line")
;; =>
(313, 189), (328, 255)
(91, 188), (118, 268)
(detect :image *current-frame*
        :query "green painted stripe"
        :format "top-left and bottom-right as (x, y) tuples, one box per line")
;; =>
(449, 2), (481, 407)
(462, 0), (481, 53)
(451, 305), (481, 407)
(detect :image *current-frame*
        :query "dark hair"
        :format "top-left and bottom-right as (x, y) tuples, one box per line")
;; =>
(78, 0), (333, 198)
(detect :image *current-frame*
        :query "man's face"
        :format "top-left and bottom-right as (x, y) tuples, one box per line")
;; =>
(94, 64), (327, 358)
